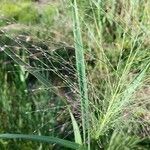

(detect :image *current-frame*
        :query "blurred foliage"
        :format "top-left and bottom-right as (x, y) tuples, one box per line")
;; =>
(0, 0), (57, 25)
(0, 1), (37, 24)
(39, 5), (57, 26)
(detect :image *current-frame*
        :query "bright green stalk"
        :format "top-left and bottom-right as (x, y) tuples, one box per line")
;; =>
(72, 0), (90, 149)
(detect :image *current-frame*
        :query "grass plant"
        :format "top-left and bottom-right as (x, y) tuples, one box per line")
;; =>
(0, 0), (149, 149)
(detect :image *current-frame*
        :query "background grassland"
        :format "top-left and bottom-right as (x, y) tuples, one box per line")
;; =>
(0, 0), (150, 149)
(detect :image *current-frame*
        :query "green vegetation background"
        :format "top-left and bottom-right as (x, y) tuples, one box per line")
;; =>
(0, 0), (149, 149)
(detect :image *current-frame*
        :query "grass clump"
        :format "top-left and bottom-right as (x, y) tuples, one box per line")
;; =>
(0, 1), (39, 24)
(0, 0), (149, 149)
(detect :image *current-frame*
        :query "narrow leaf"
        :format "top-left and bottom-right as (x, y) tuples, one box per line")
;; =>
(69, 110), (82, 145)
(0, 134), (80, 149)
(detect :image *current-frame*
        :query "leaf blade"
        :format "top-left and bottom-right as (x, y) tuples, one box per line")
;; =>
(0, 134), (80, 149)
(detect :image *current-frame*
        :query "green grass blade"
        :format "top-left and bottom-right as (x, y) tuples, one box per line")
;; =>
(69, 109), (82, 145)
(0, 134), (80, 149)
(72, 0), (90, 148)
